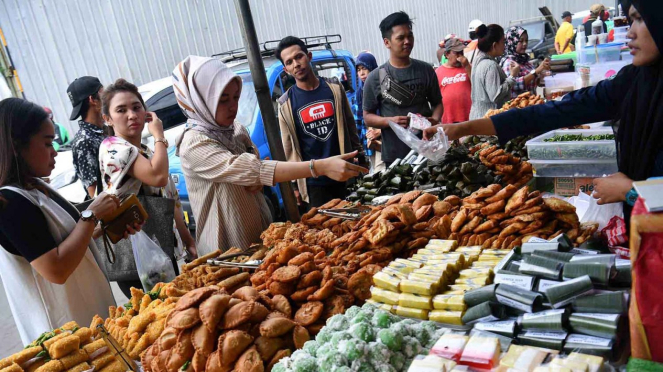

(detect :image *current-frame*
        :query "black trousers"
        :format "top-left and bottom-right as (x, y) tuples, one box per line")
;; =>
(307, 181), (347, 208)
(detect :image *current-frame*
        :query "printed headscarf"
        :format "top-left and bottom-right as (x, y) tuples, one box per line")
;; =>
(172, 56), (245, 154)
(500, 26), (530, 67)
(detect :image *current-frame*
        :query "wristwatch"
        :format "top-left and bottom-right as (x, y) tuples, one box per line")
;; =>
(530, 70), (538, 78)
(81, 210), (99, 225)
(154, 138), (169, 147)
(625, 188), (638, 206)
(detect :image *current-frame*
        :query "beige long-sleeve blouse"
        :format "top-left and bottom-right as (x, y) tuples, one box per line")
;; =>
(178, 127), (278, 255)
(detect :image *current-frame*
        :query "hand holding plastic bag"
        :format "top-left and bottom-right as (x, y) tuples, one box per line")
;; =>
(407, 113), (431, 132)
(388, 121), (450, 162)
(130, 230), (176, 292)
(572, 191), (623, 231)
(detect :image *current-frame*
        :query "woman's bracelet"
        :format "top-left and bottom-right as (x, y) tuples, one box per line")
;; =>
(309, 159), (318, 178)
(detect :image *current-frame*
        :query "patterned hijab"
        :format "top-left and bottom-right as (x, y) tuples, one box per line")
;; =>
(500, 26), (530, 67)
(173, 56), (245, 154)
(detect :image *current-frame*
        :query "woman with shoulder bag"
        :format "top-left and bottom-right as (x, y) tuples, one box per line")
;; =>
(99, 79), (197, 296)
(0, 98), (141, 344)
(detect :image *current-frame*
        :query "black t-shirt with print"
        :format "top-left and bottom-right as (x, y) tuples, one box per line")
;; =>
(290, 77), (341, 186)
(0, 188), (79, 262)
(362, 59), (442, 164)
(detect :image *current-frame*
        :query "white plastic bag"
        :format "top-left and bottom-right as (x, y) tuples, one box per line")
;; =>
(388, 121), (450, 162)
(407, 113), (431, 131)
(130, 230), (176, 292)
(571, 191), (623, 231)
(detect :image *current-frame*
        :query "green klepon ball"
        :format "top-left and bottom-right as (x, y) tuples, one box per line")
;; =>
(371, 310), (394, 328)
(330, 332), (353, 349)
(371, 361), (397, 372)
(271, 363), (287, 372)
(389, 352), (406, 370)
(316, 328), (333, 344)
(351, 311), (370, 324)
(412, 323), (434, 346)
(292, 356), (317, 372)
(378, 328), (403, 351)
(402, 336), (423, 358)
(344, 306), (362, 319)
(349, 322), (376, 342)
(366, 341), (392, 362)
(350, 358), (376, 372)
(338, 339), (367, 362)
(326, 314), (350, 332)
(317, 352), (349, 372)
(302, 340), (320, 358)
(316, 343), (334, 363)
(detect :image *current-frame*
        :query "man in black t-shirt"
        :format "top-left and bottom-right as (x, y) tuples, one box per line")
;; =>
(276, 36), (366, 207)
(362, 11), (443, 165)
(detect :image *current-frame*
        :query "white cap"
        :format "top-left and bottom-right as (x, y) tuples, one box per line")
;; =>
(468, 19), (483, 33)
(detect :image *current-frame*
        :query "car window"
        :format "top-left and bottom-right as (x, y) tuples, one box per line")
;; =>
(545, 22), (554, 36)
(312, 59), (355, 93)
(145, 87), (188, 131)
(144, 73), (258, 132)
(521, 22), (544, 41)
(237, 74), (258, 128)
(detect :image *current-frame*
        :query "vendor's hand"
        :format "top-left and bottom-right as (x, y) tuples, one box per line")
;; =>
(426, 117), (440, 126)
(122, 221), (145, 240)
(390, 116), (410, 128)
(424, 123), (467, 141)
(88, 192), (120, 221)
(536, 58), (551, 74)
(244, 185), (263, 194)
(458, 55), (469, 67)
(510, 62), (521, 77)
(316, 151), (368, 181)
(592, 172), (633, 205)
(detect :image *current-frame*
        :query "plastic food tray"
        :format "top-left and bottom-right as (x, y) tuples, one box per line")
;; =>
(526, 129), (616, 161)
(529, 159), (618, 178)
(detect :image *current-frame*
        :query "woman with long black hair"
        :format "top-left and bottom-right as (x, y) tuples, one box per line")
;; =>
(0, 98), (139, 344)
(426, 0), (662, 223)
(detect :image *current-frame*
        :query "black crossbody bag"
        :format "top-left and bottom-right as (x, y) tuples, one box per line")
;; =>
(378, 66), (418, 107)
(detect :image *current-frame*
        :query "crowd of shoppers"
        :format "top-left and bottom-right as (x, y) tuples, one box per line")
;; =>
(0, 3), (647, 345)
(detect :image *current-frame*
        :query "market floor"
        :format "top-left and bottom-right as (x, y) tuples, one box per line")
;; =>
(0, 277), (129, 356)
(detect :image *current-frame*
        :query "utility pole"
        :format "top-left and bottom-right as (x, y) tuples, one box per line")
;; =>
(234, 0), (301, 222)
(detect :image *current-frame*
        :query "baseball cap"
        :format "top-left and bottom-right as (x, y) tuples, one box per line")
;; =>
(562, 11), (572, 18)
(444, 38), (466, 53)
(468, 19), (483, 33)
(66, 76), (103, 120)
(590, 4), (605, 16)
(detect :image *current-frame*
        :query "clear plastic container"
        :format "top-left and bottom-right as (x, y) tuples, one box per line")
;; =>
(526, 129), (616, 161)
(597, 43), (622, 62)
(612, 35), (629, 45)
(580, 43), (622, 64)
(613, 26), (629, 35)
(529, 159), (618, 177)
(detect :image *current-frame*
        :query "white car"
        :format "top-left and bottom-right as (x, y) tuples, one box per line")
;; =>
(49, 148), (87, 203)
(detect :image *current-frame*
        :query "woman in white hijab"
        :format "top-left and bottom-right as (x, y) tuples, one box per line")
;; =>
(173, 56), (366, 255)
